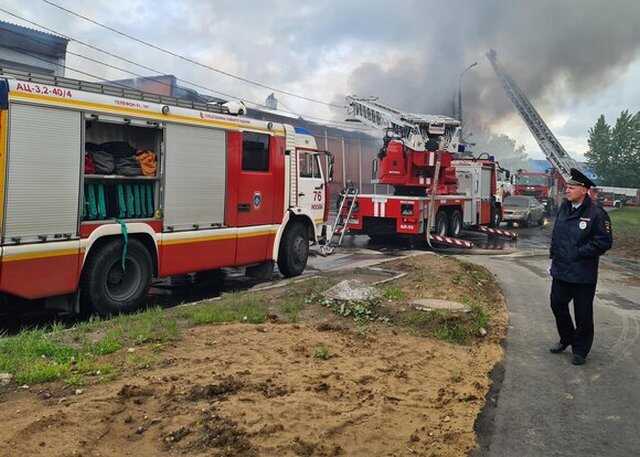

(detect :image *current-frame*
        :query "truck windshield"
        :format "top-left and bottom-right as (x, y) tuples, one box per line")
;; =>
(516, 175), (547, 186)
(504, 196), (531, 207)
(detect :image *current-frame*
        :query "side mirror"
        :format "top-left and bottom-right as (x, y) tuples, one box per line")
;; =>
(325, 151), (335, 183)
(505, 170), (511, 180)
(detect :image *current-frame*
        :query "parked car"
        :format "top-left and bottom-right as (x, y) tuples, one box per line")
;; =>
(502, 195), (545, 227)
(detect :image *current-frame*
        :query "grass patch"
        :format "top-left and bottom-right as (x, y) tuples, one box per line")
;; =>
(0, 307), (178, 385)
(313, 344), (331, 360)
(101, 307), (180, 347)
(321, 298), (383, 325)
(183, 294), (268, 325)
(382, 285), (406, 301)
(609, 207), (640, 233)
(279, 300), (303, 322)
(401, 303), (489, 345)
(281, 278), (336, 322)
(125, 353), (156, 370)
(608, 207), (640, 259)
(0, 329), (76, 384)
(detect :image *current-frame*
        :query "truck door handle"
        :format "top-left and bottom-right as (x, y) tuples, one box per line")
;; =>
(237, 203), (251, 212)
(298, 192), (305, 197)
(314, 184), (324, 190)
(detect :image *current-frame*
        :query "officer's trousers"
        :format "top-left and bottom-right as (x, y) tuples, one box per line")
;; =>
(550, 279), (597, 357)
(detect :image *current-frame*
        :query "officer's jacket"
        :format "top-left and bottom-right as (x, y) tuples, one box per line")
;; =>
(550, 196), (613, 284)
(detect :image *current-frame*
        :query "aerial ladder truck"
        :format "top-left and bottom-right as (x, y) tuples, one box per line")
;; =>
(487, 49), (581, 213)
(323, 96), (517, 253)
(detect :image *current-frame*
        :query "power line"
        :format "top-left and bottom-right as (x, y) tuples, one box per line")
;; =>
(41, 0), (344, 110)
(0, 7), (245, 102)
(0, 24), (215, 104)
(0, 8), (376, 131)
(1, 44), (154, 93)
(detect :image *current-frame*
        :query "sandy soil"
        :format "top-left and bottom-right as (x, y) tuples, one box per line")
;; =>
(0, 255), (506, 457)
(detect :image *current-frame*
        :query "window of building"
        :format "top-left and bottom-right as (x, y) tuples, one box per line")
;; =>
(242, 132), (270, 171)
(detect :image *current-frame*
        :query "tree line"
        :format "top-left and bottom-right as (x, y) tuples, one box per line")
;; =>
(586, 110), (640, 188)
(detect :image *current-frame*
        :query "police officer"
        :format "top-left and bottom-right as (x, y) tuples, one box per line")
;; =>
(549, 168), (613, 365)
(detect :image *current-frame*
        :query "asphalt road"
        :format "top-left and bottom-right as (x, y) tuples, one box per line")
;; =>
(463, 235), (640, 456)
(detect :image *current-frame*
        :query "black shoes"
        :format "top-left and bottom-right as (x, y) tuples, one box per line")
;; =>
(572, 354), (586, 366)
(549, 342), (569, 353)
(549, 342), (587, 365)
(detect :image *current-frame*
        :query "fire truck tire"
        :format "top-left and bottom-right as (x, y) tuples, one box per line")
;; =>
(277, 222), (309, 277)
(434, 210), (448, 237)
(81, 238), (152, 316)
(448, 210), (463, 237)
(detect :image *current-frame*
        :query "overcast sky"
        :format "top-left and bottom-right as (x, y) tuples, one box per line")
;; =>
(3, 0), (640, 161)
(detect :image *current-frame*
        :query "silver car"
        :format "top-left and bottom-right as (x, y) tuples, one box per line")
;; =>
(502, 195), (545, 227)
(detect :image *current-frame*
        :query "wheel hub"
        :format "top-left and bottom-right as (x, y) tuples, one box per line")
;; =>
(293, 236), (308, 262)
(105, 258), (141, 302)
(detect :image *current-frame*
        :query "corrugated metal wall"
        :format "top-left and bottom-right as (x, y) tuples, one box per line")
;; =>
(311, 130), (392, 207)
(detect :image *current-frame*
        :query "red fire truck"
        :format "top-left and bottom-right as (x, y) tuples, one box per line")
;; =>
(0, 71), (331, 315)
(324, 97), (515, 250)
(512, 170), (560, 214)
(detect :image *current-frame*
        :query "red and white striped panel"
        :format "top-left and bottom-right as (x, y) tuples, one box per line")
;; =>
(372, 197), (387, 217)
(430, 234), (474, 249)
(475, 226), (519, 239)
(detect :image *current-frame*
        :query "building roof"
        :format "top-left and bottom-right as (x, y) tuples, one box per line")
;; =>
(0, 20), (68, 56)
(109, 74), (227, 104)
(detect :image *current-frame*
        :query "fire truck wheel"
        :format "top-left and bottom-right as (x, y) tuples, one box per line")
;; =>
(81, 238), (153, 316)
(278, 222), (309, 277)
(434, 210), (448, 237)
(448, 210), (463, 237)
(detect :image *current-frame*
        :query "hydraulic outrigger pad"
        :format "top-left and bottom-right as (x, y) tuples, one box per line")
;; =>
(472, 225), (518, 239)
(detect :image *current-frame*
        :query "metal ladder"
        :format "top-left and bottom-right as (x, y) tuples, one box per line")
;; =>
(320, 187), (359, 256)
(486, 50), (579, 181)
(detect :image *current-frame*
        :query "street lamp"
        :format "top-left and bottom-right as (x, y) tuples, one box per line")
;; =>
(458, 61), (478, 131)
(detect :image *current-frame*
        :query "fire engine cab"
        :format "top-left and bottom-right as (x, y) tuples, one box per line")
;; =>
(0, 70), (331, 315)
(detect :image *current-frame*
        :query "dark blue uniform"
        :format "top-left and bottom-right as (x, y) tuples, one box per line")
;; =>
(549, 195), (612, 357)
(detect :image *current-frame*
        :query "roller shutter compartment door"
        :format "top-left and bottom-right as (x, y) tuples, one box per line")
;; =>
(481, 168), (493, 199)
(4, 104), (82, 242)
(164, 124), (226, 231)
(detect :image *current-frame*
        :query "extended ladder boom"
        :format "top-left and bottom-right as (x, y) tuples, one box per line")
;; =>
(346, 96), (421, 131)
(345, 95), (461, 152)
(486, 50), (578, 180)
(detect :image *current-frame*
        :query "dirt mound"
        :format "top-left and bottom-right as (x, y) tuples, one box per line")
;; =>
(0, 254), (507, 456)
(118, 384), (154, 399)
(187, 376), (244, 401)
(197, 410), (256, 456)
